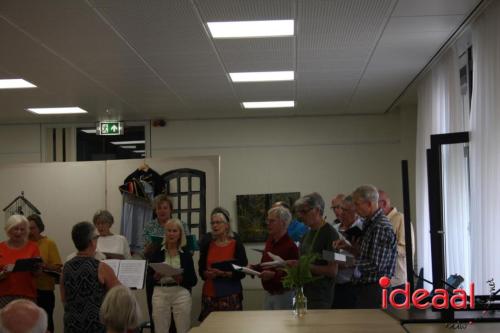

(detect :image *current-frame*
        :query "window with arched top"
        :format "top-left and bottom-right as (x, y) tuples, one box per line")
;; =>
(162, 168), (207, 239)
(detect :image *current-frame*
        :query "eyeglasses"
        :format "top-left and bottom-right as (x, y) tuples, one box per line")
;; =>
(297, 207), (313, 215)
(210, 220), (226, 226)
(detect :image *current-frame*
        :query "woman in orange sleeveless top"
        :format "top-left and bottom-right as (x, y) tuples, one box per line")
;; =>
(198, 207), (247, 321)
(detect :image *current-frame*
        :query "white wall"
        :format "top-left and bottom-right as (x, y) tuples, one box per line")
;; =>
(152, 112), (415, 223)
(0, 124), (41, 164)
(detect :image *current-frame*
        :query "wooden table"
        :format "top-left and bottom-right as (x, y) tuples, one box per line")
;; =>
(191, 309), (406, 333)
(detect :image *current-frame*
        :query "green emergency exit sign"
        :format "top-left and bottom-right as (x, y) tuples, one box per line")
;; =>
(97, 121), (123, 135)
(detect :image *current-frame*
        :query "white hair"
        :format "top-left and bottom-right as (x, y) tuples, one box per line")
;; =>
(352, 184), (379, 204)
(268, 206), (292, 228)
(100, 285), (142, 332)
(0, 299), (47, 333)
(4, 214), (29, 233)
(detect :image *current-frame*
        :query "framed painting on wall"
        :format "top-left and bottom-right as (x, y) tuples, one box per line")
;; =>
(236, 192), (300, 243)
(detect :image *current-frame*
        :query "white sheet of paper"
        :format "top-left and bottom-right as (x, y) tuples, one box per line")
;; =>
(260, 260), (286, 268)
(232, 264), (261, 276)
(102, 259), (120, 276)
(149, 262), (183, 277)
(103, 259), (146, 289)
(267, 252), (285, 263)
(118, 260), (146, 289)
(322, 250), (354, 264)
(260, 252), (286, 267)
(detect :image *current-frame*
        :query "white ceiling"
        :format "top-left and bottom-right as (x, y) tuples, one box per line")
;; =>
(0, 0), (481, 123)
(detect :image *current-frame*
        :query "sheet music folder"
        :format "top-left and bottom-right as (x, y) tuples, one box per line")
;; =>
(12, 257), (43, 272)
(102, 259), (147, 289)
(211, 260), (237, 271)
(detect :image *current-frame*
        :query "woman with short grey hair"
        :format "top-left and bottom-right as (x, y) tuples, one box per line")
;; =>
(93, 209), (131, 259)
(61, 221), (120, 333)
(100, 285), (142, 333)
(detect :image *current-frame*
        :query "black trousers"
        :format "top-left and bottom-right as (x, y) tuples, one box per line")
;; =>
(353, 283), (382, 309)
(332, 283), (357, 309)
(37, 290), (55, 332)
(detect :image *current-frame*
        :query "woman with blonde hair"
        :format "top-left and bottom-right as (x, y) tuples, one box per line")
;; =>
(100, 285), (142, 333)
(145, 218), (197, 333)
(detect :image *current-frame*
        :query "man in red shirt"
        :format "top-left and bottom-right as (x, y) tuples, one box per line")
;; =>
(257, 206), (299, 309)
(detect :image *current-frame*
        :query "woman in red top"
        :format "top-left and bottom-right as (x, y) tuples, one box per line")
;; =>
(198, 207), (247, 321)
(0, 214), (40, 308)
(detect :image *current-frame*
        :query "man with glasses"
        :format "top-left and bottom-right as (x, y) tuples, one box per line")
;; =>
(330, 194), (345, 225)
(255, 206), (299, 309)
(293, 192), (340, 309)
(331, 195), (363, 308)
(334, 185), (396, 308)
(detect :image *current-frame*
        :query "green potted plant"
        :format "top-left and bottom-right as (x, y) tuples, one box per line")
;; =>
(282, 252), (321, 317)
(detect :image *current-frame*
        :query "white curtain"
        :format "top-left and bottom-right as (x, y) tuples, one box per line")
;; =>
(469, 1), (500, 295)
(415, 47), (470, 289)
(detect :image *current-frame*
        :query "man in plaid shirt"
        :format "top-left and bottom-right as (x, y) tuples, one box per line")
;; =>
(334, 184), (396, 308)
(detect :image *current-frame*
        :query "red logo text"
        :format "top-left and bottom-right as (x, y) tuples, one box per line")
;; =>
(379, 276), (475, 310)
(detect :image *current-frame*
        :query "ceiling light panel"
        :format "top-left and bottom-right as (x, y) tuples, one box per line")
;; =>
(207, 20), (294, 38)
(243, 101), (295, 109)
(81, 129), (97, 134)
(27, 107), (88, 115)
(0, 79), (37, 89)
(229, 71), (294, 82)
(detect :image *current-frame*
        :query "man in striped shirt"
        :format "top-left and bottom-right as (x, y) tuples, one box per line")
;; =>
(334, 184), (396, 308)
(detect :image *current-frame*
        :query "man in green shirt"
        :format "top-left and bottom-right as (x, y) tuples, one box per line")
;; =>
(294, 192), (340, 309)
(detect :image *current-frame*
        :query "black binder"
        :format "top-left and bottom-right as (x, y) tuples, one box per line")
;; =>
(12, 257), (43, 272)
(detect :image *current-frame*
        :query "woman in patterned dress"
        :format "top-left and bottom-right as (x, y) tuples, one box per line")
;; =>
(61, 222), (120, 333)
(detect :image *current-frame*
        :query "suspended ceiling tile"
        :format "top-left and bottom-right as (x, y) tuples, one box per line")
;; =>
(233, 81), (294, 101)
(298, 0), (395, 49)
(194, 0), (293, 21)
(393, 0), (481, 16)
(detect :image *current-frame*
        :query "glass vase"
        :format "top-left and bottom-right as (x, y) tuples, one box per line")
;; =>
(293, 287), (307, 317)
